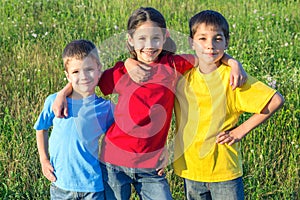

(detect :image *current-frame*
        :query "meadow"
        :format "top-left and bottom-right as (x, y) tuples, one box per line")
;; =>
(0, 0), (299, 199)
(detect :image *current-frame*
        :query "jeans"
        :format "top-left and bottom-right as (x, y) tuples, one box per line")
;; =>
(184, 177), (244, 200)
(100, 162), (173, 200)
(50, 183), (105, 200)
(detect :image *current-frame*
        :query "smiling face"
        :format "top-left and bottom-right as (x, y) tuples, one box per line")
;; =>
(191, 23), (228, 72)
(65, 57), (101, 99)
(128, 21), (166, 64)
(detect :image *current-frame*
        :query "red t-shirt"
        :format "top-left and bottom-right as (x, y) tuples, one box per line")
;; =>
(99, 54), (194, 168)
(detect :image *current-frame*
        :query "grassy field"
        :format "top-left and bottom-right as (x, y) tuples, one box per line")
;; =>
(0, 0), (299, 199)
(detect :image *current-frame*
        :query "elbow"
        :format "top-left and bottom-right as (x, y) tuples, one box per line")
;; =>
(274, 92), (285, 109)
(260, 92), (285, 115)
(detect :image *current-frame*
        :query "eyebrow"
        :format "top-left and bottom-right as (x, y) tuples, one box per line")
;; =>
(196, 32), (224, 36)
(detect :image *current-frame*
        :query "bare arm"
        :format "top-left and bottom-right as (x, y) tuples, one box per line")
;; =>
(36, 130), (56, 182)
(216, 92), (284, 145)
(124, 58), (152, 83)
(52, 82), (72, 118)
(221, 54), (247, 90)
(125, 54), (247, 88)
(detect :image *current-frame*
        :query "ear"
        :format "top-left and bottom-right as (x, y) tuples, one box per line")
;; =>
(97, 65), (102, 79)
(225, 39), (229, 50)
(163, 35), (167, 44)
(64, 70), (71, 83)
(127, 33), (134, 47)
(188, 37), (195, 50)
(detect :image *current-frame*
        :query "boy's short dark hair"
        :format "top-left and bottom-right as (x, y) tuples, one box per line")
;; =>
(62, 39), (100, 71)
(189, 10), (229, 41)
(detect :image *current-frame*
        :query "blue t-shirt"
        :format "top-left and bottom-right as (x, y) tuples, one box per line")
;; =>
(34, 93), (114, 192)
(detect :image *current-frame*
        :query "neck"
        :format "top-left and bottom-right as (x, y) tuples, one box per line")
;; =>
(198, 60), (222, 74)
(68, 91), (95, 99)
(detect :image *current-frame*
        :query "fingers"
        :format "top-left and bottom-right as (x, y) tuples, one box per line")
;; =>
(52, 101), (68, 118)
(63, 101), (68, 117)
(216, 131), (237, 146)
(231, 75), (237, 90)
(230, 75), (239, 90)
(156, 168), (165, 176)
(231, 75), (247, 90)
(137, 64), (152, 79)
(46, 171), (56, 182)
(52, 106), (61, 118)
(128, 64), (152, 83)
(42, 164), (56, 182)
(138, 63), (152, 71)
(240, 75), (247, 86)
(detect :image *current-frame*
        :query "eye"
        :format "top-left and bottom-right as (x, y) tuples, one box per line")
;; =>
(153, 36), (161, 40)
(198, 37), (206, 41)
(72, 70), (79, 74)
(87, 68), (94, 72)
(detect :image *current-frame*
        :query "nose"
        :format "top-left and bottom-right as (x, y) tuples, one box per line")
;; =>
(206, 39), (214, 49)
(79, 71), (88, 79)
(145, 38), (155, 48)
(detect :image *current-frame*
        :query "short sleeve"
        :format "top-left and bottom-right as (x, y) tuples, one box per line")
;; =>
(105, 101), (115, 131)
(173, 54), (195, 75)
(34, 94), (56, 130)
(235, 76), (276, 113)
(99, 61), (126, 95)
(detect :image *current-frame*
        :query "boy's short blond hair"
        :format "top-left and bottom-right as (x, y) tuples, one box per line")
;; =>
(62, 39), (101, 71)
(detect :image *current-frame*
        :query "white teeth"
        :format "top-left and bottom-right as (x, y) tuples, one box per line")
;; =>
(143, 51), (155, 55)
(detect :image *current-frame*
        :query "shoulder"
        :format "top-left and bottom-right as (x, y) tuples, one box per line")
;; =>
(165, 54), (195, 73)
(114, 61), (125, 68)
(44, 93), (57, 105)
(102, 61), (126, 76)
(170, 54), (195, 64)
(93, 97), (115, 119)
(95, 96), (114, 108)
(239, 74), (276, 94)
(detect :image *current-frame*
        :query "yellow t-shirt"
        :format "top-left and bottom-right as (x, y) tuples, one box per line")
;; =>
(173, 64), (276, 182)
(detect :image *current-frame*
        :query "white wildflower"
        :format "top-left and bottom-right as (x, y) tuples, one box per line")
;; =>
(266, 75), (277, 88)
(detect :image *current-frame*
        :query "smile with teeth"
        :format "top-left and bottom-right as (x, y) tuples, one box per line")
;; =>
(142, 50), (157, 56)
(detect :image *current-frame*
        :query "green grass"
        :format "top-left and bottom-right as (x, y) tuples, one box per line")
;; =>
(0, 0), (299, 199)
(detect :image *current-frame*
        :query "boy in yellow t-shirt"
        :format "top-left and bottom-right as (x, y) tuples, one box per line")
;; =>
(173, 10), (284, 200)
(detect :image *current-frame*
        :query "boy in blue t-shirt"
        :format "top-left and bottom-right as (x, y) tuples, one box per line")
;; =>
(34, 39), (114, 199)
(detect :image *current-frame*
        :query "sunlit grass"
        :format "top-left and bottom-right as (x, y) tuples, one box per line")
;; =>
(0, 0), (299, 199)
